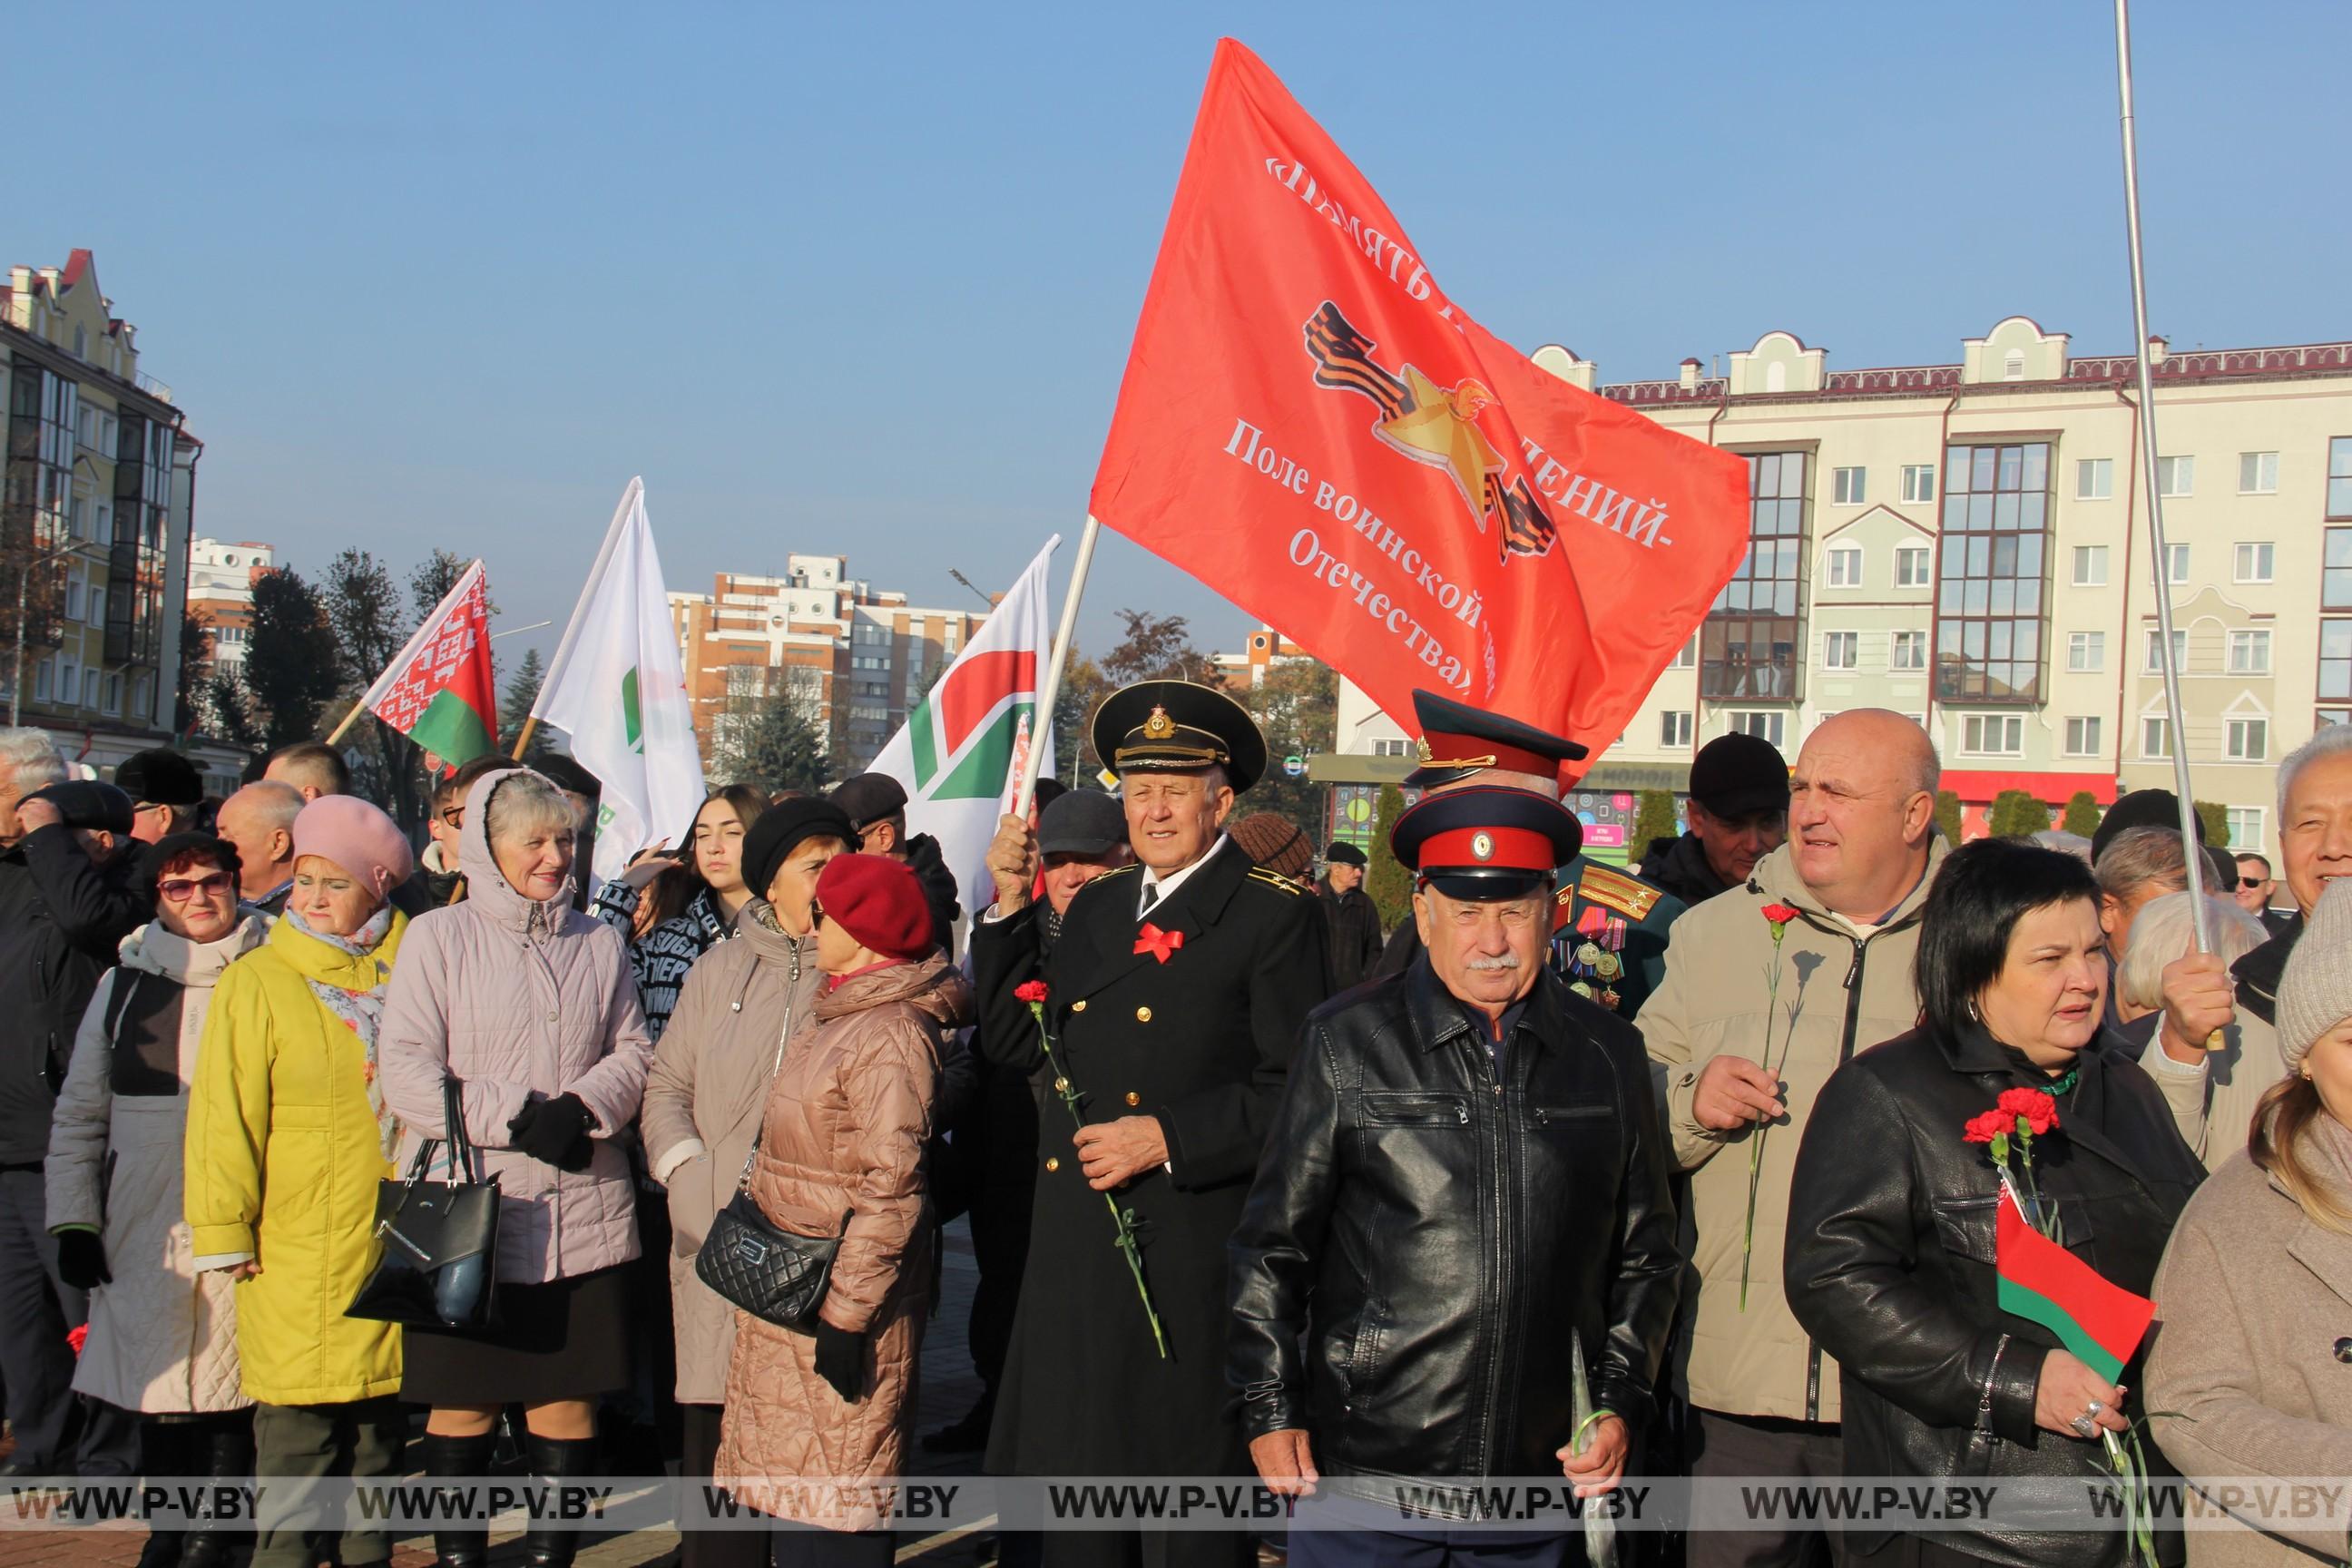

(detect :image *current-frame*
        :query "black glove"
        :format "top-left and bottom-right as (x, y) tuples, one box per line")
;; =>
(507, 1092), (595, 1171)
(55, 1229), (109, 1291)
(813, 1319), (867, 1403)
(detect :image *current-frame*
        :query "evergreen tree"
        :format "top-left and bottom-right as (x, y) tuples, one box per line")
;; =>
(711, 676), (829, 796)
(1934, 789), (1965, 845)
(2194, 799), (2230, 848)
(1367, 783), (1412, 933)
(1987, 789), (2053, 838)
(2061, 791), (2102, 838)
(501, 648), (550, 761)
(1632, 789), (1681, 858)
(242, 568), (343, 749)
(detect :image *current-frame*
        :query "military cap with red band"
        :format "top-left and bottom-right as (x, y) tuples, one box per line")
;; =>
(1404, 690), (1590, 790)
(1389, 786), (1583, 901)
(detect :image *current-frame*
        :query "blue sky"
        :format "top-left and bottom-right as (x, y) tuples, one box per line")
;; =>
(15, 1), (2348, 671)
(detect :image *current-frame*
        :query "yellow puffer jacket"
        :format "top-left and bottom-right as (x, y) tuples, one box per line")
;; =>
(184, 914), (407, 1406)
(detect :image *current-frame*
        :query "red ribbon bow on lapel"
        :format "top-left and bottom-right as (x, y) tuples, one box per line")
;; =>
(1133, 922), (1185, 964)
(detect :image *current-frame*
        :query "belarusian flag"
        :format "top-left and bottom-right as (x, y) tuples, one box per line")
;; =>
(359, 559), (497, 769)
(1995, 1191), (2155, 1382)
(868, 536), (1058, 916)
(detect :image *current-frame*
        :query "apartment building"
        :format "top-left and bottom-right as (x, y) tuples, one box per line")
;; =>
(1, 249), (200, 772)
(669, 553), (987, 772)
(186, 537), (275, 684)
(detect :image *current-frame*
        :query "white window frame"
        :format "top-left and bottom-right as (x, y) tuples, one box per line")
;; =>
(2233, 542), (2275, 583)
(1895, 544), (1931, 587)
(1832, 466), (1867, 505)
(2068, 631), (2106, 672)
(2076, 458), (2113, 500)
(2157, 455), (2195, 497)
(2142, 715), (2171, 759)
(1668, 635), (1696, 671)
(2238, 451), (2279, 495)
(2165, 543), (2190, 584)
(2073, 545), (2109, 587)
(1728, 711), (1786, 749)
(1820, 631), (1859, 671)
(2227, 807), (2265, 851)
(2063, 716), (2103, 757)
(2228, 629), (2272, 675)
(1889, 630), (1926, 671)
(1824, 546), (1863, 588)
(2226, 717), (2269, 762)
(1660, 710), (1692, 749)
(1900, 465), (1936, 504)
(1962, 713), (2024, 757)
(2144, 628), (2188, 673)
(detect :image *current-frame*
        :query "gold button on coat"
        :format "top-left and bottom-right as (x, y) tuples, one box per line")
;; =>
(1044, 1157), (1060, 1172)
(1124, 1091), (1141, 1107)
(1071, 1000), (1087, 1014)
(1135, 1005), (1153, 1023)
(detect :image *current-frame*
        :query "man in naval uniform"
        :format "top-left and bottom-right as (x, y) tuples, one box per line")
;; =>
(1370, 692), (1684, 1017)
(972, 679), (1328, 1568)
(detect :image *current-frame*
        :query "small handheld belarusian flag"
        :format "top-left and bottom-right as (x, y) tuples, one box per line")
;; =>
(1995, 1188), (2155, 1381)
(358, 559), (498, 769)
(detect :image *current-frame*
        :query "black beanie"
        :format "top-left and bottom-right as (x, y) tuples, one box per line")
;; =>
(741, 799), (857, 901)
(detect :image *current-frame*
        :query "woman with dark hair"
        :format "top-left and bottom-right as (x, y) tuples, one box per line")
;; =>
(2146, 880), (2352, 1566)
(47, 835), (265, 1568)
(593, 784), (768, 1039)
(1783, 838), (2207, 1568)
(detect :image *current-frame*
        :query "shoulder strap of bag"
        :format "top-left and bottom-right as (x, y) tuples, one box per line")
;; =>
(440, 1074), (480, 1183)
(727, 956), (807, 1199)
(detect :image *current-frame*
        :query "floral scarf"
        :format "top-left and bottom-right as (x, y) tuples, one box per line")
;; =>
(289, 904), (401, 1157)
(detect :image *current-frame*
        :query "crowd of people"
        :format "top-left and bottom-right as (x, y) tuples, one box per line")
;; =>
(0, 681), (2341, 1568)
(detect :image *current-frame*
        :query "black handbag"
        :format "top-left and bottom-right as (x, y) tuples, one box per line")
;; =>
(692, 1017), (851, 1333)
(348, 1077), (503, 1330)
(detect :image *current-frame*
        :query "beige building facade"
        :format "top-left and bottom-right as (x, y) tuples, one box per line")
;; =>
(1518, 320), (2352, 861)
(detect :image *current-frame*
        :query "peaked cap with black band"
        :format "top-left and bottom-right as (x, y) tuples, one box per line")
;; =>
(1390, 786), (1584, 901)
(1404, 690), (1589, 790)
(1090, 679), (1268, 794)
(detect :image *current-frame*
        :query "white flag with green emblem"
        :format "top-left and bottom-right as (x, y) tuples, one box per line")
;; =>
(532, 476), (707, 884)
(869, 534), (1059, 915)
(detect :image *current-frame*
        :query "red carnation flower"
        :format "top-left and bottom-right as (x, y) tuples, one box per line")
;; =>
(1961, 1110), (2010, 1144)
(1759, 903), (1799, 926)
(1014, 981), (1049, 1004)
(1997, 1086), (2059, 1136)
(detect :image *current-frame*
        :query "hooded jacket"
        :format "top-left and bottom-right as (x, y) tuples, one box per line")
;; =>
(639, 902), (824, 1404)
(47, 916), (267, 1413)
(714, 955), (971, 1530)
(377, 769), (655, 1284)
(0, 827), (151, 1162)
(185, 911), (408, 1406)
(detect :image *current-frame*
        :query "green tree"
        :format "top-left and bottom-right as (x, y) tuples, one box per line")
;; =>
(1051, 646), (1110, 787)
(2061, 790), (2102, 838)
(242, 568), (343, 749)
(205, 669), (264, 750)
(1235, 660), (1338, 844)
(2194, 799), (2230, 848)
(1934, 789), (1965, 845)
(176, 612), (214, 737)
(1367, 783), (1412, 933)
(323, 548), (428, 830)
(1632, 789), (1681, 857)
(500, 647), (550, 762)
(711, 672), (829, 796)
(1986, 789), (2053, 838)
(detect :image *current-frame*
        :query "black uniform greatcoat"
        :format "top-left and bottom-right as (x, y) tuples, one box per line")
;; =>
(972, 839), (1328, 1478)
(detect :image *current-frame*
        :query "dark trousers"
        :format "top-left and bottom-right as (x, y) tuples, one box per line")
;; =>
(965, 1080), (1037, 1395)
(250, 1396), (407, 1568)
(1041, 1530), (1255, 1568)
(1686, 1409), (1846, 1568)
(1291, 1527), (1574, 1568)
(769, 1523), (894, 1568)
(0, 1164), (137, 1473)
(682, 1403), (769, 1568)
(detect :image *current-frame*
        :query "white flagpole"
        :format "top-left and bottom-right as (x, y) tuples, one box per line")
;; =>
(1012, 514), (1103, 818)
(2114, 0), (2211, 954)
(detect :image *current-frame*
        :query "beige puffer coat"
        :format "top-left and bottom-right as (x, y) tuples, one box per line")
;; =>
(45, 918), (267, 1413)
(714, 956), (970, 1530)
(641, 904), (824, 1405)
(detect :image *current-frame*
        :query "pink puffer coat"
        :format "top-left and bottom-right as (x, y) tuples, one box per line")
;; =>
(378, 769), (654, 1283)
(714, 955), (970, 1530)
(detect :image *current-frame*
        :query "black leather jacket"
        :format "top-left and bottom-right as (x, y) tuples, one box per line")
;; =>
(1785, 1025), (2203, 1568)
(1228, 957), (1681, 1492)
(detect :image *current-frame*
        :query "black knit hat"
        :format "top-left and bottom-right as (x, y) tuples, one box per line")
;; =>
(116, 748), (205, 808)
(742, 799), (857, 901)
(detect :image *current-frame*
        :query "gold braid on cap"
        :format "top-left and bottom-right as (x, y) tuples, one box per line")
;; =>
(1414, 736), (1499, 769)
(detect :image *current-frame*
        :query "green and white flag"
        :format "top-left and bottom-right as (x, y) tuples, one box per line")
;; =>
(532, 477), (707, 884)
(869, 535), (1059, 915)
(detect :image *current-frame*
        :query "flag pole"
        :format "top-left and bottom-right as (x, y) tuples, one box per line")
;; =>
(2114, 0), (2212, 954)
(322, 697), (368, 748)
(323, 557), (489, 750)
(1012, 514), (1102, 818)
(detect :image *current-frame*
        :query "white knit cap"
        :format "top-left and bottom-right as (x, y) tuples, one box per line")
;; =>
(2274, 878), (2352, 1074)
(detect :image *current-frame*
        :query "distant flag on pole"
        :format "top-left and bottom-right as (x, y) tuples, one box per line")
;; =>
(868, 535), (1059, 916)
(358, 559), (498, 770)
(531, 477), (708, 884)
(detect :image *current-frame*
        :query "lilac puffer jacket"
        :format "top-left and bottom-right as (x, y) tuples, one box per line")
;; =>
(378, 769), (654, 1283)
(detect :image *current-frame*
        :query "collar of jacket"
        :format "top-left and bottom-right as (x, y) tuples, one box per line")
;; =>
(1405, 950), (1567, 1054)
(118, 915), (268, 986)
(1662, 831), (1731, 899)
(2231, 924), (2297, 1024)
(813, 950), (971, 1027)
(1747, 832), (1949, 932)
(458, 767), (577, 937)
(269, 903), (408, 991)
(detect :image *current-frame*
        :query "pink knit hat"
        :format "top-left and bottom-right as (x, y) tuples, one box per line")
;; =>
(292, 796), (415, 901)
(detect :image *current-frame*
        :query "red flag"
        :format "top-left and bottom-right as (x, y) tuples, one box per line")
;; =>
(1091, 41), (1749, 768)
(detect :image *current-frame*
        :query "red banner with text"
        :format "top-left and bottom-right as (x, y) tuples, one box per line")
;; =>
(1091, 39), (1749, 771)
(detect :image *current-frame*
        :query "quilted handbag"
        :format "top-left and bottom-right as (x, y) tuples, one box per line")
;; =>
(347, 1077), (503, 1331)
(694, 1191), (852, 1332)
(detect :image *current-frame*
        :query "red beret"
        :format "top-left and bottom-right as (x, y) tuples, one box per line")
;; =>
(815, 852), (934, 962)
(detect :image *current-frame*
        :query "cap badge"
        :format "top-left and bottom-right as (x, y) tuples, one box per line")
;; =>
(1415, 736), (1436, 764)
(1142, 705), (1177, 740)
(1471, 831), (1494, 862)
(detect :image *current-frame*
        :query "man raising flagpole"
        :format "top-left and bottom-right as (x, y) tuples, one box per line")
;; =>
(530, 477), (706, 889)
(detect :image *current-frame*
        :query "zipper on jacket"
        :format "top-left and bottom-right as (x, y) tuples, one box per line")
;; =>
(1465, 1032), (1510, 1484)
